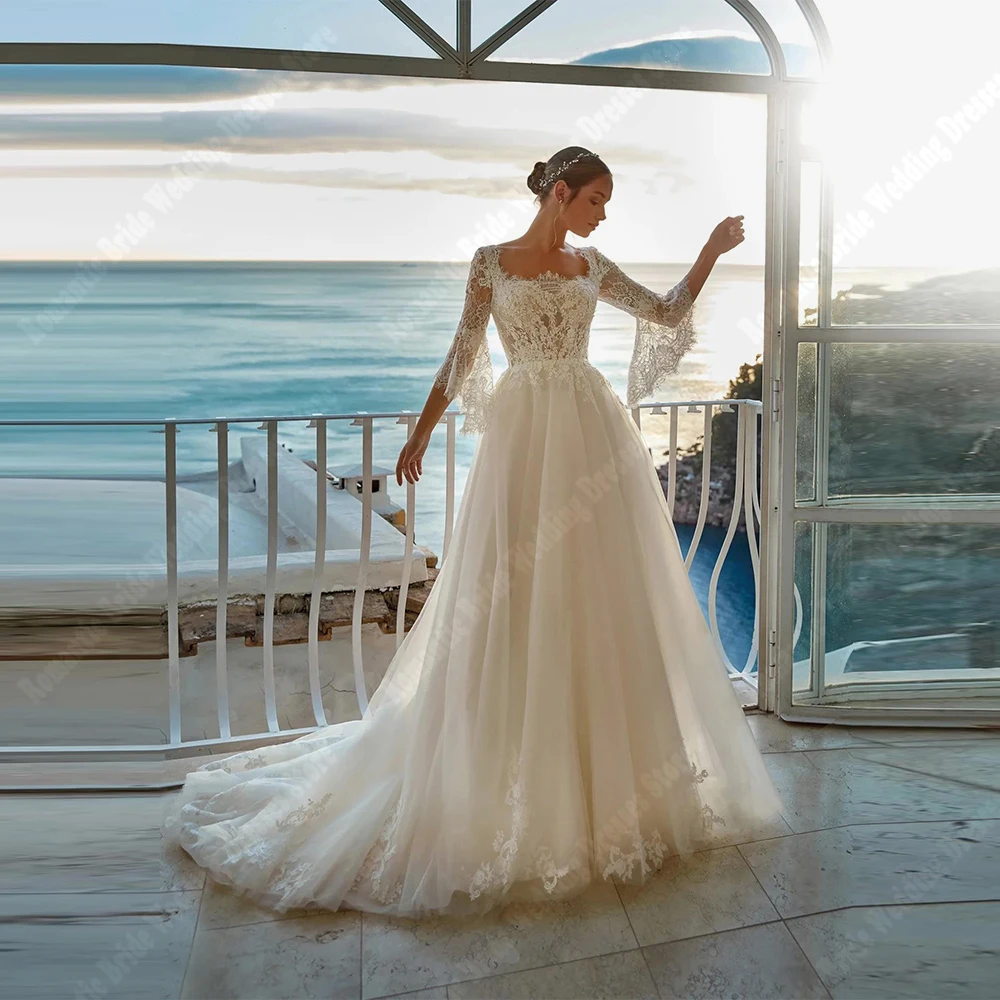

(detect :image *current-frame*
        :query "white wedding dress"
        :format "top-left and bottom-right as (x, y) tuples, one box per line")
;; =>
(163, 244), (786, 917)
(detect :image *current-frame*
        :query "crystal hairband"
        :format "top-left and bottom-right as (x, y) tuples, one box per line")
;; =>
(543, 151), (600, 183)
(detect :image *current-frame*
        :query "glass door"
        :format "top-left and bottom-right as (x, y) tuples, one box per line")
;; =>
(775, 93), (1000, 724)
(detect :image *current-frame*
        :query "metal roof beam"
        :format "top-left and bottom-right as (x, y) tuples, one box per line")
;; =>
(376, 0), (461, 65)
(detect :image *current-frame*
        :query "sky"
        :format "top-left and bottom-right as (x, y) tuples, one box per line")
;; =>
(0, 0), (998, 268)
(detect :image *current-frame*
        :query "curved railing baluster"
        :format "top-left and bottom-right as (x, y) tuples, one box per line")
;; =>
(684, 405), (714, 570)
(707, 405), (745, 674)
(742, 406), (762, 676)
(307, 416), (329, 728)
(351, 415), (374, 716)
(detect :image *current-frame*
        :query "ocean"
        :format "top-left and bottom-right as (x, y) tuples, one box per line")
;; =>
(0, 258), (796, 669)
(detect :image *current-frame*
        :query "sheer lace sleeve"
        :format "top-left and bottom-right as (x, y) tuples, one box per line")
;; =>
(432, 246), (495, 435)
(591, 247), (697, 408)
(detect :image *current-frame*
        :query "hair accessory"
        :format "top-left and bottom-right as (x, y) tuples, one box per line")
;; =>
(543, 151), (600, 185)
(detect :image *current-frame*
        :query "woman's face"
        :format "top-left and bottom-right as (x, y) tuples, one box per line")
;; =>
(557, 173), (612, 238)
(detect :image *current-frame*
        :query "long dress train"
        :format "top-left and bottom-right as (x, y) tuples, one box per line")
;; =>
(162, 243), (786, 918)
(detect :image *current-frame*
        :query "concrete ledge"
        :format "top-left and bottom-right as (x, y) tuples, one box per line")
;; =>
(0, 575), (437, 661)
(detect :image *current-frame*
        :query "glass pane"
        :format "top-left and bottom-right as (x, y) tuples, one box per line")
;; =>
(795, 343), (817, 502)
(404, 0), (457, 47)
(747, 0), (824, 78)
(791, 520), (815, 694)
(832, 194), (1000, 327)
(798, 159), (820, 326)
(4, 0), (440, 56)
(805, 1), (1000, 324)
(474, 2), (534, 48)
(824, 523), (1000, 681)
(828, 343), (1000, 499)
(489, 0), (771, 75)
(799, 92), (829, 151)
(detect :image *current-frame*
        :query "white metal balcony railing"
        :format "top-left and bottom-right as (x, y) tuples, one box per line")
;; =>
(1, 399), (763, 758)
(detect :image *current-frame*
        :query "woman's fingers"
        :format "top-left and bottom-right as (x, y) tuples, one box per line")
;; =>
(397, 449), (419, 485)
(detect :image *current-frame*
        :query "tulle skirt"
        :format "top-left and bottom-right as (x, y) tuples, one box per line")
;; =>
(162, 358), (786, 918)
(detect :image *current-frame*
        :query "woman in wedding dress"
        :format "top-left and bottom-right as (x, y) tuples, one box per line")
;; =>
(164, 146), (785, 918)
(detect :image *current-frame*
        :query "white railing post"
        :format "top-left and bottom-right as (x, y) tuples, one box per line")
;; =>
(442, 412), (457, 562)
(350, 414), (374, 716)
(164, 420), (181, 745)
(3, 399), (764, 760)
(260, 418), (280, 733)
(214, 419), (231, 739)
(395, 414), (419, 649)
(307, 415), (329, 728)
(667, 404), (679, 520)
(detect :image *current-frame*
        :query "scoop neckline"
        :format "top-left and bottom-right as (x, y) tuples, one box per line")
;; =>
(492, 244), (593, 283)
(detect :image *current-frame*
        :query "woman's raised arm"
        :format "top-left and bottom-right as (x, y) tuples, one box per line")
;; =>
(592, 248), (699, 408)
(591, 216), (743, 407)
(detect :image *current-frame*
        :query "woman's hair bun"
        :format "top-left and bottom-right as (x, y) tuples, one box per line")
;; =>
(527, 160), (547, 195)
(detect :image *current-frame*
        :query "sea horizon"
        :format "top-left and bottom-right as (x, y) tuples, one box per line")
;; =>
(3, 257), (977, 669)
(0, 255), (962, 517)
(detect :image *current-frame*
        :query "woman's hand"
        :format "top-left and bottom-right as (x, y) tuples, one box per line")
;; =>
(706, 215), (745, 257)
(396, 428), (431, 485)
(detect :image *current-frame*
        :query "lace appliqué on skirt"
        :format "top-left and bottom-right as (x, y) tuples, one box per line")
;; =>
(599, 760), (725, 881)
(275, 793), (334, 830)
(601, 828), (668, 880)
(349, 794), (406, 905)
(469, 746), (572, 902)
(201, 747), (272, 775)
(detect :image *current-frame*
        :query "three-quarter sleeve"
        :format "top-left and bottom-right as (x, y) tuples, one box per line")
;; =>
(432, 246), (495, 435)
(592, 248), (697, 408)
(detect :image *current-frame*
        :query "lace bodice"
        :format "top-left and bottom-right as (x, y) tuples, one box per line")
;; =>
(432, 243), (697, 434)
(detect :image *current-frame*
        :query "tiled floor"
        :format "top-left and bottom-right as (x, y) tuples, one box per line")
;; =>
(3, 716), (999, 999)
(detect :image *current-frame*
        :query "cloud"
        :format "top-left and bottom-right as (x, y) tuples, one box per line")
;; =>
(0, 53), (700, 194)
(0, 64), (431, 104)
(0, 106), (550, 158)
(0, 161), (532, 198)
(0, 153), (692, 195)
(0, 102), (691, 186)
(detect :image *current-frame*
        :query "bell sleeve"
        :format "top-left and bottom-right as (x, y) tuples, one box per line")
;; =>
(431, 246), (495, 435)
(593, 249), (697, 408)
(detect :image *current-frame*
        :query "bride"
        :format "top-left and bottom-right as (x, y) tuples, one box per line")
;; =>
(164, 146), (785, 918)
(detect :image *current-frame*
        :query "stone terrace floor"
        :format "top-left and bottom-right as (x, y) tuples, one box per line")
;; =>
(3, 715), (999, 999)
